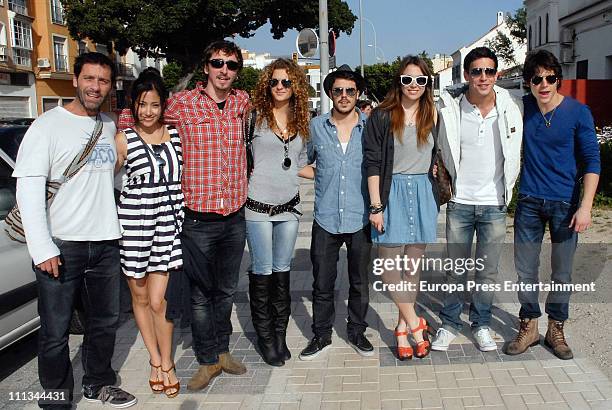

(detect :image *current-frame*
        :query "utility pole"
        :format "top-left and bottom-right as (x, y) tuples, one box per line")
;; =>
(319, 0), (330, 114)
(359, 0), (364, 78)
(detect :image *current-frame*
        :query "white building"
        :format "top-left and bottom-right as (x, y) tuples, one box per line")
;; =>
(449, 11), (527, 85)
(526, 0), (612, 79)
(433, 66), (453, 99)
(112, 48), (168, 109)
(242, 50), (277, 70)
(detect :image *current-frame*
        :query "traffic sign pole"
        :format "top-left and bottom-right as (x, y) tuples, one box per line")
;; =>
(319, 0), (330, 114)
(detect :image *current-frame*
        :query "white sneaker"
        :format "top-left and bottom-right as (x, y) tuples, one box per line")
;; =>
(431, 328), (456, 351)
(473, 327), (497, 352)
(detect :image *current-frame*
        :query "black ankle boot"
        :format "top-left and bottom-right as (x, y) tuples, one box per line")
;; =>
(271, 270), (291, 361)
(248, 273), (284, 366)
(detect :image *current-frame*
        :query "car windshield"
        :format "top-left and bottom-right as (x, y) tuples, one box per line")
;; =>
(0, 125), (28, 162)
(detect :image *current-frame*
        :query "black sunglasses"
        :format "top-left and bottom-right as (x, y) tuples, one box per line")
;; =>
(531, 75), (558, 86)
(209, 59), (240, 71)
(331, 87), (357, 97)
(399, 75), (429, 87)
(269, 78), (292, 88)
(152, 144), (166, 167)
(469, 67), (497, 77)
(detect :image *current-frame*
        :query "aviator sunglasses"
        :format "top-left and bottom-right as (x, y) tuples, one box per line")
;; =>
(209, 59), (240, 71)
(331, 87), (357, 97)
(269, 78), (293, 88)
(531, 75), (558, 86)
(151, 144), (166, 167)
(469, 67), (497, 77)
(399, 75), (429, 87)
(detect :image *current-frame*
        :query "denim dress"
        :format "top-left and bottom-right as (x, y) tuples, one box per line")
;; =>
(372, 126), (438, 246)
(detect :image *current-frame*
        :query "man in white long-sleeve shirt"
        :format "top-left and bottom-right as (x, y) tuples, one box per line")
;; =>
(13, 52), (136, 409)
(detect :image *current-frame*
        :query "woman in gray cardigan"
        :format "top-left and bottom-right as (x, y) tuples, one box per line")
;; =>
(246, 59), (312, 366)
(364, 55), (439, 360)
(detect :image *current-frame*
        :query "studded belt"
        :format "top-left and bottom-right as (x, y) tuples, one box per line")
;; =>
(246, 192), (302, 217)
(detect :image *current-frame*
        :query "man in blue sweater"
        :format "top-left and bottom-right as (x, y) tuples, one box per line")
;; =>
(506, 50), (600, 360)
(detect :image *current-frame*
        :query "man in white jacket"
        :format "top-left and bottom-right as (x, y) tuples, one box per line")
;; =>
(13, 52), (136, 409)
(431, 47), (523, 352)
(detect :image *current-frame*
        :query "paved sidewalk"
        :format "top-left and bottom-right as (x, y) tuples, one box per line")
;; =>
(3, 180), (612, 409)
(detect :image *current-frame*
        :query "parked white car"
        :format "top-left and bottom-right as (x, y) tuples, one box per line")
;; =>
(0, 123), (39, 351)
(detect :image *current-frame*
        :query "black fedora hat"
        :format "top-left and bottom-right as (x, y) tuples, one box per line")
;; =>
(323, 64), (366, 98)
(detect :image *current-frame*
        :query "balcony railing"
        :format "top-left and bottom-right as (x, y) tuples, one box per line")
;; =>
(51, 6), (65, 24)
(12, 48), (31, 67)
(116, 62), (136, 78)
(8, 0), (28, 16)
(54, 54), (68, 72)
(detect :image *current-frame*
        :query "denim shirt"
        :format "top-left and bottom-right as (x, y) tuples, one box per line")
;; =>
(307, 110), (369, 234)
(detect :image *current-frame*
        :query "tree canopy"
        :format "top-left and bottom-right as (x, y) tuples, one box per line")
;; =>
(506, 4), (527, 44)
(62, 0), (356, 75)
(485, 32), (516, 66)
(357, 59), (401, 102)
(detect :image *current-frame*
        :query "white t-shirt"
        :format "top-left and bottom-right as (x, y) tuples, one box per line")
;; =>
(13, 107), (121, 242)
(454, 96), (505, 206)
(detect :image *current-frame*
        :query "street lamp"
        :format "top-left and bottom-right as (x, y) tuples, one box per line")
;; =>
(368, 44), (386, 62)
(362, 18), (380, 63)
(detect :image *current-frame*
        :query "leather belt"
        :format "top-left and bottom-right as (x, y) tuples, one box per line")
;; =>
(246, 192), (302, 217)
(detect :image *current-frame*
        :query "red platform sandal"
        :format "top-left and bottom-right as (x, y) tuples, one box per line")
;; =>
(411, 317), (433, 359)
(394, 327), (413, 360)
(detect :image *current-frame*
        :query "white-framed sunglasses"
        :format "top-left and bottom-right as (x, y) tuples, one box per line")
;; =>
(399, 75), (429, 87)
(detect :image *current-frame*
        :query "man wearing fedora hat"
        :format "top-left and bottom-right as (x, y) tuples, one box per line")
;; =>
(299, 65), (374, 360)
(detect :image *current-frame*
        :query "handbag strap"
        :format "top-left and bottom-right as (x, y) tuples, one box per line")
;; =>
(60, 114), (104, 182)
(244, 109), (257, 146)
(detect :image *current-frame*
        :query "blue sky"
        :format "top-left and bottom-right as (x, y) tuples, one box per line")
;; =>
(235, 0), (524, 68)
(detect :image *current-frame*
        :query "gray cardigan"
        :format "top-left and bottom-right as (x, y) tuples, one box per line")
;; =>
(363, 108), (440, 210)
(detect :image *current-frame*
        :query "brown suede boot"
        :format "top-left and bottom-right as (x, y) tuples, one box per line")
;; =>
(187, 363), (222, 391)
(219, 352), (247, 375)
(506, 318), (540, 355)
(544, 318), (573, 360)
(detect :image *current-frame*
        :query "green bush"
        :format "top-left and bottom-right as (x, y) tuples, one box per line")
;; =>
(597, 140), (612, 205)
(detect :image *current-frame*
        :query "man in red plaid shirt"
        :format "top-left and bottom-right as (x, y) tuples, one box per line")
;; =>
(162, 40), (250, 390)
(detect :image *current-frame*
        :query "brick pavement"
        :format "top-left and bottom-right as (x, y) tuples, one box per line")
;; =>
(3, 180), (612, 409)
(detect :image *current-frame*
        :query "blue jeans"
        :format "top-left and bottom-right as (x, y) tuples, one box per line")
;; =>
(35, 239), (120, 408)
(514, 194), (578, 321)
(439, 202), (507, 332)
(181, 209), (246, 365)
(246, 220), (299, 274)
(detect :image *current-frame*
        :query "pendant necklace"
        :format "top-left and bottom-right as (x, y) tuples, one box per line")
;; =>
(540, 106), (557, 128)
(274, 116), (291, 169)
(540, 96), (560, 128)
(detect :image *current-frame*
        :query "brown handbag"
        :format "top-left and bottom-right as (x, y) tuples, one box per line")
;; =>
(432, 114), (452, 205)
(435, 151), (452, 204)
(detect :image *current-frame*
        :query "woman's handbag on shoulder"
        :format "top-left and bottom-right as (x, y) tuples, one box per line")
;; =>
(431, 113), (452, 205)
(435, 151), (452, 205)
(4, 115), (104, 243)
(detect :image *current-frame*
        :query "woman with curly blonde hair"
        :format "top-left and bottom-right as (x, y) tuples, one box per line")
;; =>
(246, 58), (312, 367)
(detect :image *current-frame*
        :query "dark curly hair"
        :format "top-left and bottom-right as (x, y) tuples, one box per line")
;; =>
(252, 58), (310, 140)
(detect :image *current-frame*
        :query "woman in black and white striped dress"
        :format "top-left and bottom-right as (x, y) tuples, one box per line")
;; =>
(114, 68), (183, 398)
